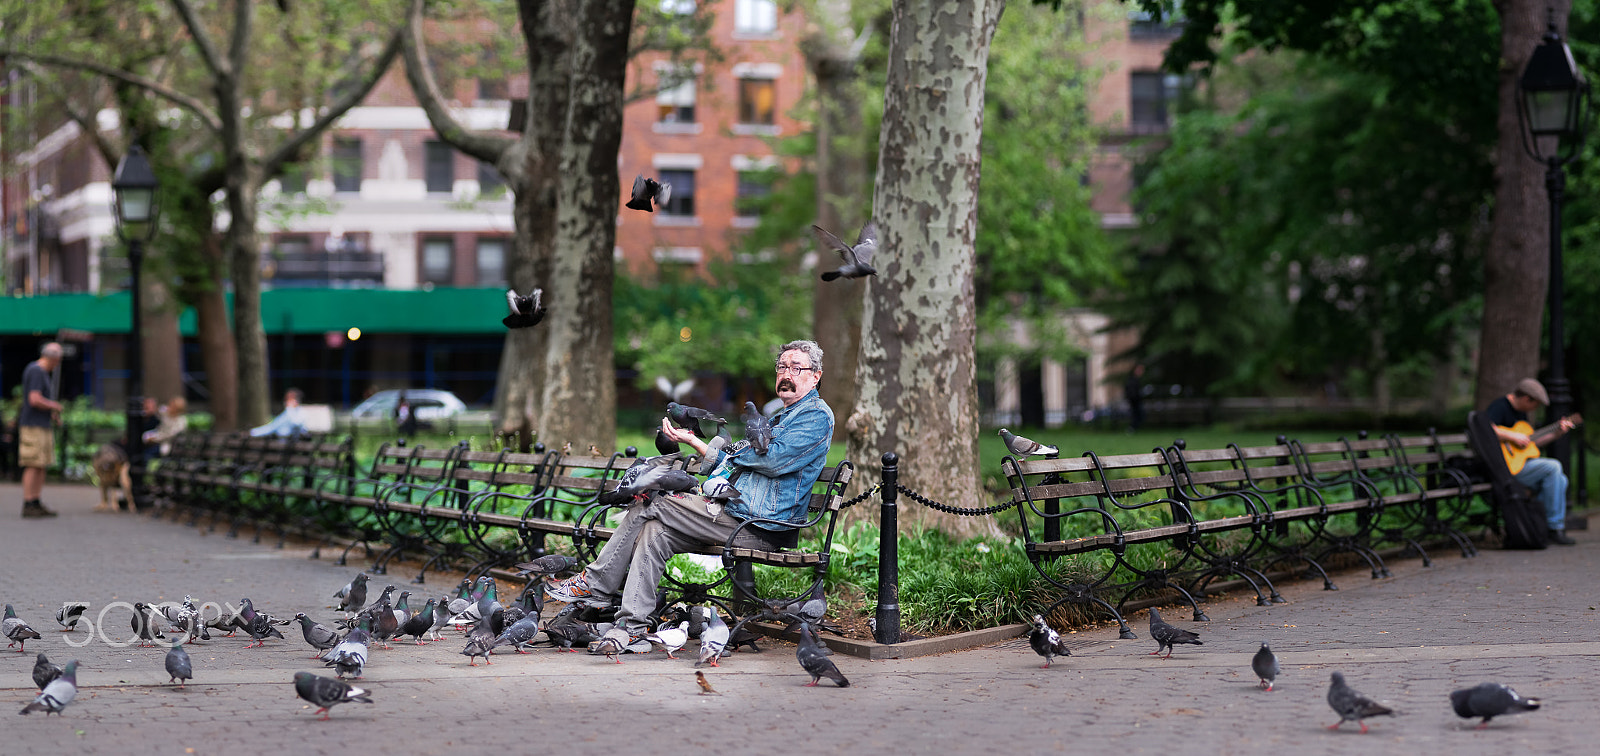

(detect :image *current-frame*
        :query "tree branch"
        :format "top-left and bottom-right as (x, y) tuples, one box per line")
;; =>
(0, 49), (222, 133)
(400, 0), (516, 167)
(168, 0), (230, 80)
(226, 0), (252, 87)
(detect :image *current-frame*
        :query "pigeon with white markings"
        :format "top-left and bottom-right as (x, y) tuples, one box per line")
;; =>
(514, 554), (581, 580)
(1146, 607), (1202, 658)
(20, 659), (77, 715)
(237, 598), (285, 648)
(131, 602), (166, 647)
(1326, 671), (1395, 733)
(502, 287), (546, 329)
(625, 174), (673, 213)
(1029, 614), (1072, 668)
(648, 620), (690, 660)
(1450, 683), (1540, 729)
(813, 221), (878, 281)
(4, 604), (42, 652)
(324, 623), (370, 679)
(742, 401), (773, 455)
(32, 652), (62, 690)
(1252, 641), (1279, 691)
(998, 428), (1058, 457)
(294, 613), (342, 659)
(428, 595), (452, 640)
(294, 671), (373, 720)
(334, 572), (370, 614)
(695, 611), (730, 667)
(55, 602), (88, 632)
(164, 637), (192, 688)
(400, 598), (438, 645)
(797, 622), (850, 687)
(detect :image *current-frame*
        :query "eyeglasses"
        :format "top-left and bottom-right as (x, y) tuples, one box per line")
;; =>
(775, 362), (817, 376)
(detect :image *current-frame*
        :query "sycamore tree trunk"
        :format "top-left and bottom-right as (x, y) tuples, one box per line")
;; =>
(141, 276), (184, 406)
(535, 0), (632, 451)
(804, 3), (870, 443)
(228, 173), (270, 426)
(1477, 0), (1566, 408)
(847, 0), (1005, 538)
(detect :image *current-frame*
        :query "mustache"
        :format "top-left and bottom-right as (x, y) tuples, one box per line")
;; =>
(777, 380), (796, 392)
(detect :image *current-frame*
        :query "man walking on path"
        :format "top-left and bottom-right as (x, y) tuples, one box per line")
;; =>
(18, 342), (64, 518)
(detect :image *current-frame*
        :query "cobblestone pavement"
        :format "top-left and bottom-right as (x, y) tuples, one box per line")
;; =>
(2, 482), (1596, 754)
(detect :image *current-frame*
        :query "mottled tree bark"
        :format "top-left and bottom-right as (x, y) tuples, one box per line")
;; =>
(847, 0), (1005, 537)
(1477, 0), (1567, 408)
(140, 276), (184, 406)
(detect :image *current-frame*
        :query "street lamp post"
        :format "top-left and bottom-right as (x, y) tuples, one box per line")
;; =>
(112, 144), (160, 509)
(1516, 16), (1592, 478)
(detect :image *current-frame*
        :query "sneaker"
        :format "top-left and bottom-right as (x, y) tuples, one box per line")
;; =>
(545, 572), (594, 604)
(1548, 529), (1577, 546)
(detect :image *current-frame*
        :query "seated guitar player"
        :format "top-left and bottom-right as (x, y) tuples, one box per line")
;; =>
(1486, 378), (1580, 545)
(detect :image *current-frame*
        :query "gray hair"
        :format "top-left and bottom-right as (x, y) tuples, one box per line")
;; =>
(40, 342), (63, 359)
(778, 340), (823, 373)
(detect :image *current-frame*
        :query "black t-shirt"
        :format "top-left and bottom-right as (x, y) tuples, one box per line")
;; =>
(1484, 396), (1527, 429)
(17, 362), (54, 428)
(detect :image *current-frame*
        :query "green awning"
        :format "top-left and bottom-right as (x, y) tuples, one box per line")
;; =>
(0, 288), (507, 336)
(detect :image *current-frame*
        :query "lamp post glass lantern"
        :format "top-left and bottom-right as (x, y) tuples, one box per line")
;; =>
(1515, 18), (1592, 479)
(112, 144), (160, 510)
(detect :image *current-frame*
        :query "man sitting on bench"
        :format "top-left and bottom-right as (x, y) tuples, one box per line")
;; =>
(1486, 378), (1578, 545)
(545, 339), (835, 653)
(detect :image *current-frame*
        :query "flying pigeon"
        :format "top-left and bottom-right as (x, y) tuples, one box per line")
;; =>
(514, 554), (581, 579)
(1252, 642), (1279, 691)
(237, 598), (285, 648)
(294, 613), (343, 659)
(55, 602), (89, 632)
(20, 659), (77, 715)
(335, 573), (370, 614)
(4, 604), (42, 652)
(1147, 607), (1202, 658)
(648, 620), (690, 660)
(813, 221), (878, 281)
(1326, 671), (1396, 733)
(998, 428), (1058, 457)
(797, 622), (850, 687)
(1029, 614), (1072, 669)
(696, 611), (730, 668)
(164, 637), (193, 688)
(666, 402), (725, 439)
(695, 670), (720, 695)
(1450, 682), (1541, 729)
(742, 401), (773, 455)
(502, 287), (546, 329)
(293, 671), (373, 721)
(324, 624), (370, 679)
(400, 598), (438, 645)
(625, 173), (673, 213)
(32, 652), (62, 690)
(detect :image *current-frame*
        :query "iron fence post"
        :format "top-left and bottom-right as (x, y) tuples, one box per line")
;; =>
(875, 451), (900, 645)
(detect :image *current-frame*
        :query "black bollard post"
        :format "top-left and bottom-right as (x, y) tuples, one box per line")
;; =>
(875, 452), (901, 645)
(1043, 450), (1061, 543)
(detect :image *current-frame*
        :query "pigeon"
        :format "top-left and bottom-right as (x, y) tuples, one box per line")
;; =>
(695, 670), (720, 695)
(371, 595), (400, 650)
(625, 173), (673, 213)
(4, 604), (42, 652)
(685, 605), (710, 639)
(727, 625), (764, 654)
(324, 624), (370, 679)
(32, 652), (62, 690)
(131, 602), (166, 647)
(400, 598), (438, 645)
(471, 577), (505, 634)
(696, 611), (730, 668)
(742, 401), (773, 455)
(514, 554), (581, 579)
(666, 402), (725, 439)
(1146, 607), (1202, 658)
(813, 221), (878, 281)
(155, 596), (204, 642)
(602, 463), (701, 506)
(654, 427), (682, 456)
(294, 613), (343, 659)
(707, 423), (733, 456)
(492, 611), (542, 654)
(55, 602), (89, 632)
(797, 622), (850, 687)
(544, 619), (600, 651)
(428, 595), (452, 640)
(164, 637), (193, 688)
(648, 620), (690, 659)
(1029, 614), (1072, 668)
(1450, 682), (1541, 729)
(344, 584), (397, 630)
(237, 598), (285, 648)
(998, 428), (1058, 457)
(334, 572), (370, 614)
(1326, 671), (1396, 733)
(293, 671), (373, 721)
(20, 659), (77, 715)
(1252, 641), (1279, 691)
(461, 617), (498, 666)
(391, 590), (414, 627)
(446, 578), (475, 619)
(502, 287), (546, 329)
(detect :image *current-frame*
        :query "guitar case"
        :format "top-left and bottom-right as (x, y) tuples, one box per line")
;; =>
(1466, 411), (1548, 550)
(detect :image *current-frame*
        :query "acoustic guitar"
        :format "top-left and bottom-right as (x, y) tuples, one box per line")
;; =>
(1498, 414), (1583, 475)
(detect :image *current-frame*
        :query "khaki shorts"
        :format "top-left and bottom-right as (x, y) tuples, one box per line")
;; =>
(18, 425), (55, 469)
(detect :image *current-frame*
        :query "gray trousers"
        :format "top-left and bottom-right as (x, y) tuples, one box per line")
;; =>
(584, 492), (774, 634)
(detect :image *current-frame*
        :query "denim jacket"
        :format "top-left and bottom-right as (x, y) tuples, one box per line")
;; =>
(703, 389), (834, 530)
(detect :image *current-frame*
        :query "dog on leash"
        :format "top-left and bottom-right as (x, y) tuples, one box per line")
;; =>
(92, 443), (133, 512)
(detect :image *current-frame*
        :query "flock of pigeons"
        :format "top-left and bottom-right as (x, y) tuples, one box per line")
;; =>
(1026, 608), (1543, 733)
(8, 550), (849, 721)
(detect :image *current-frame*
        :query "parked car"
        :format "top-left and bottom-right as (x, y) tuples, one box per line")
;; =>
(351, 389), (467, 421)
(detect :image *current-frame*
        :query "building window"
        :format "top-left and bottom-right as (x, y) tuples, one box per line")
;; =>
(660, 0), (695, 13)
(478, 161), (504, 197)
(735, 171), (769, 221)
(421, 238), (454, 286)
(657, 169), (695, 216)
(331, 137), (362, 193)
(735, 0), (777, 34)
(425, 141), (455, 194)
(1129, 72), (1181, 132)
(476, 238), (506, 287)
(277, 165), (307, 195)
(656, 74), (696, 124)
(738, 78), (776, 125)
(1128, 4), (1185, 38)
